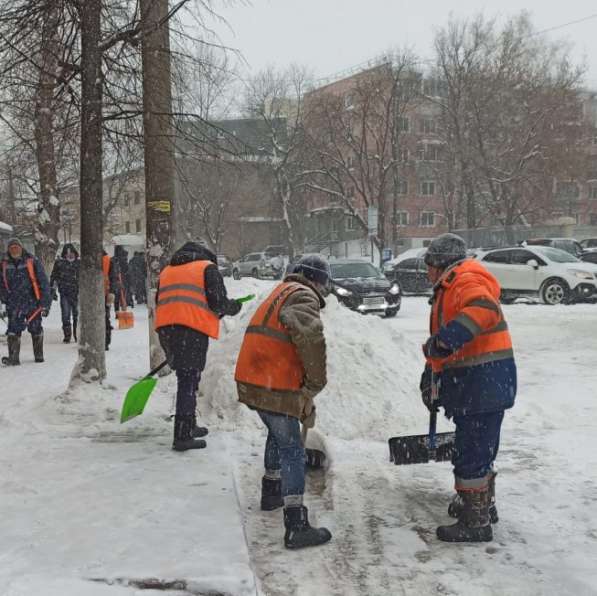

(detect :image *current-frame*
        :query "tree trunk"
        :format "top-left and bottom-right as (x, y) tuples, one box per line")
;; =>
(140, 0), (176, 369)
(33, 6), (61, 272)
(72, 0), (105, 383)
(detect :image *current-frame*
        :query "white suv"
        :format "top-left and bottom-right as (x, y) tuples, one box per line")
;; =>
(474, 245), (597, 305)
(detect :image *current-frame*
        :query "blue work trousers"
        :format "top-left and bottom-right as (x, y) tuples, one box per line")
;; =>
(7, 309), (43, 336)
(60, 293), (78, 328)
(175, 368), (201, 417)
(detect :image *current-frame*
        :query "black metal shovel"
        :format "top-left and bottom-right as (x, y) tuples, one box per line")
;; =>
(388, 409), (455, 465)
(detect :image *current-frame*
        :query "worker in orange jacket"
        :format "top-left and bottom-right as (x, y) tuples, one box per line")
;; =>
(102, 251), (118, 351)
(421, 233), (516, 543)
(235, 255), (332, 551)
(155, 242), (241, 451)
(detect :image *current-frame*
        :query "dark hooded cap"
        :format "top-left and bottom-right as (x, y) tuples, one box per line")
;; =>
(424, 233), (467, 270)
(61, 243), (79, 259)
(7, 237), (23, 249)
(171, 241), (217, 266)
(293, 254), (331, 287)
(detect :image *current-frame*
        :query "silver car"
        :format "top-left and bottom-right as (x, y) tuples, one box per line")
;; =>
(232, 252), (277, 280)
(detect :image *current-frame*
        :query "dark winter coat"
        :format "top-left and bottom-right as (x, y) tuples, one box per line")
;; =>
(114, 246), (131, 303)
(50, 243), (80, 299)
(157, 242), (241, 371)
(129, 252), (147, 292)
(0, 250), (51, 315)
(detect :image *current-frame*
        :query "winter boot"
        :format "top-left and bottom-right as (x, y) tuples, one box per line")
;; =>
(437, 488), (493, 543)
(172, 415), (207, 451)
(72, 322), (77, 342)
(63, 325), (72, 344)
(5, 335), (21, 366)
(448, 471), (499, 523)
(283, 506), (332, 550)
(261, 477), (284, 511)
(32, 333), (44, 363)
(191, 414), (209, 439)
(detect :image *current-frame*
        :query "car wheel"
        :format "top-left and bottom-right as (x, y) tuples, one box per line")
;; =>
(540, 278), (569, 305)
(384, 307), (399, 318)
(232, 269), (241, 280)
(251, 268), (259, 279)
(500, 293), (516, 305)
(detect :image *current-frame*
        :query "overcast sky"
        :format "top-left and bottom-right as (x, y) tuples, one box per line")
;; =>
(210, 0), (597, 86)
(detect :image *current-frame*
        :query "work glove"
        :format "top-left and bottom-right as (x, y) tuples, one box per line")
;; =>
(301, 397), (316, 429)
(51, 288), (58, 301)
(420, 366), (435, 411)
(41, 308), (49, 318)
(106, 293), (116, 305)
(422, 335), (453, 359)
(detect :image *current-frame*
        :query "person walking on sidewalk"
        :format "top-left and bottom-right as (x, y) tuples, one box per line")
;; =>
(102, 250), (118, 351)
(50, 243), (80, 343)
(421, 233), (517, 543)
(155, 241), (242, 452)
(235, 255), (332, 550)
(0, 238), (51, 365)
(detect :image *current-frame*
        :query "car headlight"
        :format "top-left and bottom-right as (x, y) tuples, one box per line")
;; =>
(569, 269), (594, 280)
(388, 284), (400, 295)
(336, 287), (352, 297)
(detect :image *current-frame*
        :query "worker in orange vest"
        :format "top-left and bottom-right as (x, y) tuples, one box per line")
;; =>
(235, 255), (332, 550)
(102, 250), (118, 351)
(1, 238), (51, 365)
(421, 233), (517, 543)
(155, 242), (242, 451)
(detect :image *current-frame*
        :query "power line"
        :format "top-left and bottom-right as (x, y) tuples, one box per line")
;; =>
(530, 13), (597, 38)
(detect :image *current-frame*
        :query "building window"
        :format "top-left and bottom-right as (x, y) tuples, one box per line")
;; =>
(134, 191), (141, 205)
(417, 144), (441, 161)
(590, 214), (597, 226)
(135, 218), (142, 233)
(125, 221), (131, 233)
(396, 211), (409, 227)
(556, 181), (580, 199)
(420, 118), (436, 135)
(590, 185), (597, 200)
(346, 215), (357, 231)
(346, 154), (355, 170)
(397, 117), (409, 132)
(420, 181), (436, 196)
(346, 185), (355, 198)
(123, 193), (130, 207)
(398, 147), (409, 162)
(398, 179), (408, 195)
(423, 78), (446, 98)
(420, 211), (435, 227)
(344, 93), (354, 110)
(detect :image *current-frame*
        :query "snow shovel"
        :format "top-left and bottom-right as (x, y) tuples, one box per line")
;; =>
(120, 360), (169, 423)
(388, 409), (455, 466)
(301, 418), (326, 470)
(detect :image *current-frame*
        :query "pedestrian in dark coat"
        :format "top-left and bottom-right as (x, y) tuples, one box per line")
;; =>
(155, 241), (242, 451)
(129, 251), (147, 304)
(0, 238), (51, 364)
(50, 243), (80, 343)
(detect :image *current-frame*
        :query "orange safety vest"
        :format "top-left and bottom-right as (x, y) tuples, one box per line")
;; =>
(235, 282), (306, 392)
(154, 260), (220, 339)
(102, 255), (112, 296)
(428, 260), (513, 373)
(2, 257), (41, 301)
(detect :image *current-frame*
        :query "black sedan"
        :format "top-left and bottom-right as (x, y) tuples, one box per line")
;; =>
(330, 259), (401, 317)
(385, 256), (432, 294)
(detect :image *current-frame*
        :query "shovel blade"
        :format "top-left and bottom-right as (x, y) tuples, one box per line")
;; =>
(120, 377), (158, 423)
(389, 431), (456, 465)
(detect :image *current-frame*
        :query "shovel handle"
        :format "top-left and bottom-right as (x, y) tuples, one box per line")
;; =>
(428, 409), (438, 450)
(147, 360), (168, 378)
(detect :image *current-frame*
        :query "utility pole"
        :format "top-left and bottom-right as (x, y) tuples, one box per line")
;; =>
(140, 0), (176, 368)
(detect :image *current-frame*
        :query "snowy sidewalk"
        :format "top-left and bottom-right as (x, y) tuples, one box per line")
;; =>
(0, 309), (258, 596)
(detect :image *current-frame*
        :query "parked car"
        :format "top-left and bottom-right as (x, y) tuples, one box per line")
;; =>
(524, 238), (584, 258)
(330, 259), (401, 317)
(475, 245), (597, 305)
(581, 251), (597, 265)
(580, 238), (597, 252)
(217, 255), (232, 277)
(232, 252), (277, 280)
(384, 249), (431, 295)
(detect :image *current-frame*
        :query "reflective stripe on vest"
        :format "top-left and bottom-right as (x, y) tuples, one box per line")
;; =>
(154, 260), (220, 339)
(234, 282), (306, 391)
(2, 258), (41, 301)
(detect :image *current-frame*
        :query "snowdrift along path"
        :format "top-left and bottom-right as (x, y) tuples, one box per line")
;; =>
(1, 278), (597, 595)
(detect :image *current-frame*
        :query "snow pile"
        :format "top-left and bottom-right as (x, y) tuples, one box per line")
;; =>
(199, 278), (428, 441)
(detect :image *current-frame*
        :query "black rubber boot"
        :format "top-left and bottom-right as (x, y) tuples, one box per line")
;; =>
(5, 335), (21, 365)
(260, 477), (284, 511)
(448, 472), (499, 523)
(284, 506), (332, 550)
(63, 325), (72, 344)
(32, 333), (44, 363)
(437, 489), (493, 543)
(191, 415), (208, 439)
(72, 322), (77, 342)
(172, 415), (207, 451)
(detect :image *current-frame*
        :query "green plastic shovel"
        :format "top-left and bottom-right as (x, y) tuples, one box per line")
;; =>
(120, 295), (255, 424)
(120, 360), (168, 423)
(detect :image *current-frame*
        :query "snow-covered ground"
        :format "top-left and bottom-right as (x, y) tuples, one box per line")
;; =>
(1, 279), (597, 595)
